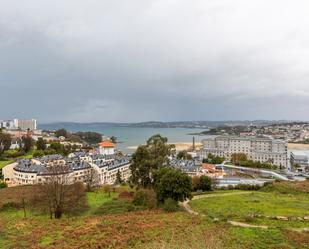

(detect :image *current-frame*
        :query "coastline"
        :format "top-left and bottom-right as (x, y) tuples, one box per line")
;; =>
(127, 142), (203, 151)
(288, 143), (309, 150)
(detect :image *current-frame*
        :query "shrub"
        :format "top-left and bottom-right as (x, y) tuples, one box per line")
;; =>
(43, 149), (57, 155)
(3, 150), (25, 158)
(0, 181), (7, 189)
(133, 189), (157, 209)
(234, 184), (261, 190)
(192, 176), (200, 191)
(227, 185), (234, 190)
(0, 202), (20, 211)
(33, 150), (45, 158)
(94, 200), (142, 215)
(163, 198), (179, 212)
(198, 176), (212, 191)
(118, 191), (134, 200)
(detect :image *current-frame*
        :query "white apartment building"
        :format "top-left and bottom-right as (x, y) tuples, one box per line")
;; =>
(3, 153), (131, 186)
(201, 136), (287, 168)
(17, 119), (37, 130)
(0, 119), (37, 130)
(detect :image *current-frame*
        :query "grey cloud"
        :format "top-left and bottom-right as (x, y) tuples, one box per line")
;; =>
(1, 0), (309, 122)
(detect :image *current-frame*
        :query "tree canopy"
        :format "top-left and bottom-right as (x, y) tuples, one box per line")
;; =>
(129, 134), (174, 188)
(0, 131), (11, 152)
(153, 167), (192, 202)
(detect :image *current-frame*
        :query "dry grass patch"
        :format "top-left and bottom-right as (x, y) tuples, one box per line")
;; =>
(285, 230), (309, 248)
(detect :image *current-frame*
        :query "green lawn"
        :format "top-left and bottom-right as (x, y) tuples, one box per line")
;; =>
(190, 191), (309, 229)
(0, 160), (13, 169)
(86, 189), (118, 214)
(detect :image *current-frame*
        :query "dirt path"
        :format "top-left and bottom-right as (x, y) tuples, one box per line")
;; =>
(193, 191), (254, 200)
(228, 221), (268, 229)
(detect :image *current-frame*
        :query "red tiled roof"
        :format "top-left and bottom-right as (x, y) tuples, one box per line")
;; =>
(202, 163), (216, 172)
(99, 141), (115, 148)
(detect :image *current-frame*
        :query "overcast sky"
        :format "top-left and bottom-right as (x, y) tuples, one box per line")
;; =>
(1, 0), (309, 123)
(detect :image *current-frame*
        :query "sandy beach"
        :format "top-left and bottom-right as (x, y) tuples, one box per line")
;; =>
(127, 142), (203, 151)
(288, 143), (309, 150)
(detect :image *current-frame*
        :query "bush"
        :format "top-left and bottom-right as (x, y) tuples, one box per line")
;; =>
(118, 191), (134, 200)
(33, 150), (45, 158)
(0, 181), (8, 189)
(3, 150), (25, 158)
(0, 202), (20, 211)
(233, 184), (261, 190)
(133, 189), (157, 209)
(43, 149), (57, 155)
(163, 198), (179, 212)
(198, 176), (212, 191)
(94, 200), (144, 215)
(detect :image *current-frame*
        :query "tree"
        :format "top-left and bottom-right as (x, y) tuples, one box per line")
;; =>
(203, 153), (225, 164)
(34, 164), (87, 219)
(75, 131), (102, 145)
(130, 145), (152, 188)
(154, 167), (192, 202)
(55, 129), (68, 138)
(49, 142), (63, 153)
(146, 134), (174, 169)
(36, 137), (46, 150)
(0, 131), (12, 153)
(192, 176), (200, 191)
(198, 176), (212, 191)
(21, 135), (33, 153)
(84, 168), (100, 192)
(130, 134), (174, 188)
(110, 136), (117, 144)
(177, 150), (192, 160)
(231, 153), (248, 165)
(114, 170), (123, 185)
(33, 150), (45, 158)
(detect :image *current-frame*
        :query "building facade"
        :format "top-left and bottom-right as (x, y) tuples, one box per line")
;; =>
(98, 141), (115, 155)
(3, 153), (131, 186)
(290, 152), (309, 172)
(201, 136), (287, 168)
(0, 119), (37, 130)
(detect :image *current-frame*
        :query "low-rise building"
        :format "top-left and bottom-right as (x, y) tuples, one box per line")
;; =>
(98, 141), (115, 155)
(3, 153), (131, 187)
(290, 152), (309, 172)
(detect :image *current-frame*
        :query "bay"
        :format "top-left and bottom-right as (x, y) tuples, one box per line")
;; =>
(39, 124), (209, 153)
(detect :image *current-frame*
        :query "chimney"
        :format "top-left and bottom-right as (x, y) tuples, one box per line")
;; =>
(192, 137), (195, 151)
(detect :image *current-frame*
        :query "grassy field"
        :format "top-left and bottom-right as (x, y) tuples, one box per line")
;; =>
(0, 182), (309, 248)
(0, 160), (13, 169)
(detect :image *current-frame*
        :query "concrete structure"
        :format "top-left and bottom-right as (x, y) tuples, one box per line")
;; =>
(98, 141), (115, 155)
(16, 119), (37, 130)
(290, 152), (309, 172)
(0, 119), (37, 130)
(201, 136), (287, 168)
(0, 119), (18, 129)
(200, 163), (226, 178)
(3, 153), (131, 186)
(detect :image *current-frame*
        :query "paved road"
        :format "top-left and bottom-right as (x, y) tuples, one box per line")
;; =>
(217, 163), (289, 180)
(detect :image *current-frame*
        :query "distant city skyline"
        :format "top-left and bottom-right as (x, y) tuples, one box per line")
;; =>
(1, 1), (309, 122)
